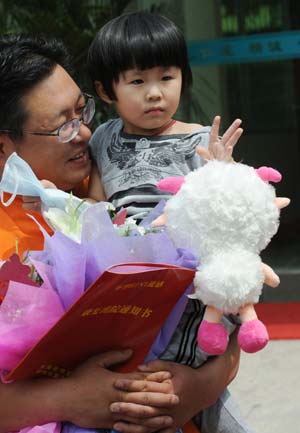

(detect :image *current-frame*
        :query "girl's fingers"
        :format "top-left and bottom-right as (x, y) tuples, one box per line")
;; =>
(209, 115), (221, 144)
(197, 116), (243, 162)
(144, 371), (172, 382)
(114, 378), (172, 393)
(223, 127), (243, 150)
(221, 118), (242, 145)
(116, 391), (179, 407)
(195, 145), (211, 161)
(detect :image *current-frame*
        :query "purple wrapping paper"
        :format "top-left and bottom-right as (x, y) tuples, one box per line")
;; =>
(81, 204), (132, 287)
(1, 202), (197, 433)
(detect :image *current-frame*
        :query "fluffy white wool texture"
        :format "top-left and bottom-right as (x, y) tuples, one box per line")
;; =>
(165, 161), (280, 313)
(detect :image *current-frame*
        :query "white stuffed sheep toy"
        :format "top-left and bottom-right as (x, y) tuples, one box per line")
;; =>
(154, 161), (290, 355)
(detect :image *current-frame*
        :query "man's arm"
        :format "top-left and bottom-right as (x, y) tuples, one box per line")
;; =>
(112, 330), (240, 433)
(0, 350), (178, 432)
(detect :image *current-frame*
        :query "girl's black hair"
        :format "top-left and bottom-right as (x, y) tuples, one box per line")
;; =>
(88, 11), (192, 100)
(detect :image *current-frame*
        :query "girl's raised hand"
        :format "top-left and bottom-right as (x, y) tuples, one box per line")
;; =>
(197, 116), (243, 161)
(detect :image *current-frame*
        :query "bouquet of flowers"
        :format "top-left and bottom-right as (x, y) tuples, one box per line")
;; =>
(0, 154), (197, 433)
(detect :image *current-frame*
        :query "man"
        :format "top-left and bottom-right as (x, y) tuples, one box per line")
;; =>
(0, 35), (239, 432)
(0, 35), (92, 259)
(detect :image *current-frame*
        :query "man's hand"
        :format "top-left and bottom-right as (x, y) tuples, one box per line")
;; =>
(0, 350), (178, 433)
(22, 179), (56, 213)
(62, 350), (177, 431)
(112, 362), (200, 433)
(112, 331), (240, 433)
(197, 116), (243, 162)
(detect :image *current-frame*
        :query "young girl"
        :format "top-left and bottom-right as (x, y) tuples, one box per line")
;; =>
(86, 11), (257, 433)
(87, 11), (242, 220)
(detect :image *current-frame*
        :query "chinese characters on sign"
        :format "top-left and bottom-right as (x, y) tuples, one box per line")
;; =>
(188, 30), (300, 65)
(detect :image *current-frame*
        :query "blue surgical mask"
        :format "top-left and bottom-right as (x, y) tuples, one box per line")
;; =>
(0, 152), (91, 212)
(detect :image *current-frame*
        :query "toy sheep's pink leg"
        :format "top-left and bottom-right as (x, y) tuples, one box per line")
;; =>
(198, 306), (229, 355)
(237, 304), (269, 353)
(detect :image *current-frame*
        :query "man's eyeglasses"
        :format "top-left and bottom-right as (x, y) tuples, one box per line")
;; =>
(0, 93), (95, 143)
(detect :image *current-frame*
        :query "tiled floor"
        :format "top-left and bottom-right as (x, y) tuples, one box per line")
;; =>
(229, 238), (300, 432)
(229, 339), (300, 433)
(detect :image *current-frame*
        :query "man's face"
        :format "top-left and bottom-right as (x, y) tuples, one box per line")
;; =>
(11, 65), (91, 191)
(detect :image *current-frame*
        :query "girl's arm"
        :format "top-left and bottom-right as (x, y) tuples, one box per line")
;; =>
(87, 162), (107, 202)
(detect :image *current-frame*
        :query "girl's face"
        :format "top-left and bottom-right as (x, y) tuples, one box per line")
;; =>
(111, 66), (182, 135)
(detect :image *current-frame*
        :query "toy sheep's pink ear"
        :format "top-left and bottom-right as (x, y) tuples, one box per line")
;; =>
(157, 176), (185, 194)
(256, 166), (282, 183)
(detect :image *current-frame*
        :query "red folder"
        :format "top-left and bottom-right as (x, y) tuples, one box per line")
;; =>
(7, 262), (195, 381)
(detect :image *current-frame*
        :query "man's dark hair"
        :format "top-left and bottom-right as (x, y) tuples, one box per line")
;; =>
(88, 11), (192, 100)
(0, 34), (72, 137)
